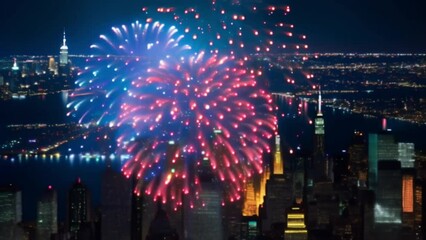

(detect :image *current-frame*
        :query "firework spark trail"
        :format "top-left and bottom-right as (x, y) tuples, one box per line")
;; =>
(119, 51), (276, 206)
(67, 21), (190, 125)
(141, 1), (308, 58)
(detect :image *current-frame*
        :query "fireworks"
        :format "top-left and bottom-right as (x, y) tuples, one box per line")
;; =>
(141, 0), (308, 59)
(67, 21), (190, 125)
(69, 0), (309, 206)
(119, 51), (276, 205)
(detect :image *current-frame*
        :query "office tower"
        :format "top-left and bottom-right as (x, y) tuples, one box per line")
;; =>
(184, 183), (223, 240)
(284, 205), (308, 240)
(262, 132), (292, 232)
(184, 131), (224, 240)
(348, 131), (368, 187)
(374, 160), (401, 224)
(60, 31), (69, 67)
(368, 131), (398, 190)
(292, 152), (307, 204)
(68, 178), (90, 238)
(402, 170), (415, 228)
(37, 186), (58, 240)
(145, 202), (179, 240)
(398, 142), (415, 169)
(307, 181), (338, 230)
(313, 87), (327, 182)
(332, 152), (349, 186)
(0, 185), (22, 223)
(101, 166), (132, 240)
(0, 184), (24, 240)
(142, 141), (185, 240)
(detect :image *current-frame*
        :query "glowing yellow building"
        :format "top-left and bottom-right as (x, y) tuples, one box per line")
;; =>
(284, 206), (308, 240)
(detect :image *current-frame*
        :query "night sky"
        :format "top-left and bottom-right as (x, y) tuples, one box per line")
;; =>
(0, 0), (425, 55)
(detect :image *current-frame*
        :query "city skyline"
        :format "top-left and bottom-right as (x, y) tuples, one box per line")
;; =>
(1, 1), (426, 239)
(0, 0), (425, 55)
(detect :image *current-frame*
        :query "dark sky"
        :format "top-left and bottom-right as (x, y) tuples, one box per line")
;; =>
(0, 0), (425, 55)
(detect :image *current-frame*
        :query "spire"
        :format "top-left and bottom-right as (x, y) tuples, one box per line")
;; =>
(317, 85), (322, 115)
(273, 125), (284, 175)
(62, 29), (67, 47)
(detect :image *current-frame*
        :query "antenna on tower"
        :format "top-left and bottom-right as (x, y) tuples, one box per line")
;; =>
(318, 85), (322, 115)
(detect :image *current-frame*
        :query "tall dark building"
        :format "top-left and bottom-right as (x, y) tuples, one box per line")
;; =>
(145, 202), (179, 240)
(131, 180), (143, 240)
(37, 186), (58, 240)
(348, 131), (368, 188)
(68, 178), (90, 239)
(101, 166), (132, 240)
(0, 184), (24, 240)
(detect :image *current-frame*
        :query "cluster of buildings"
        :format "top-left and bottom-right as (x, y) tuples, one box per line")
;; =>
(0, 32), (75, 100)
(1, 90), (424, 240)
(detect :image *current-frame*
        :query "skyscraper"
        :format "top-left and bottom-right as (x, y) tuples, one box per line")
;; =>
(0, 185), (22, 224)
(68, 178), (90, 238)
(60, 31), (69, 67)
(145, 202), (179, 240)
(101, 166), (132, 240)
(184, 131), (224, 240)
(313, 87), (326, 182)
(368, 131), (398, 190)
(348, 131), (368, 187)
(398, 142), (415, 169)
(374, 160), (402, 224)
(37, 186), (58, 240)
(262, 132), (292, 233)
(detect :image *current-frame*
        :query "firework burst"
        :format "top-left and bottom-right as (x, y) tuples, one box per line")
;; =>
(67, 20), (190, 125)
(119, 51), (276, 206)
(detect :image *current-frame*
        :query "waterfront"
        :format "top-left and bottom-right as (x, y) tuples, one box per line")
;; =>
(1, 92), (426, 222)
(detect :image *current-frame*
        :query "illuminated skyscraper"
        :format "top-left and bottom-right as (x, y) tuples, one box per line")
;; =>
(262, 131), (292, 232)
(60, 31), (69, 67)
(402, 171), (415, 228)
(374, 160), (401, 224)
(284, 205), (308, 240)
(313, 87), (326, 182)
(243, 178), (258, 216)
(368, 131), (398, 190)
(37, 186), (58, 240)
(398, 143), (415, 169)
